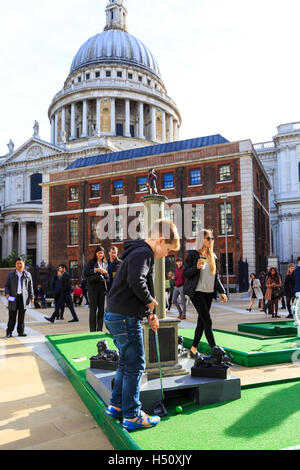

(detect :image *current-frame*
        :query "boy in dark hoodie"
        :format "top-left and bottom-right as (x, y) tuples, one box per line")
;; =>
(104, 219), (180, 431)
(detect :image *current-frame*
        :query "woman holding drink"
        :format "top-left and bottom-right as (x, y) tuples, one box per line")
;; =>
(183, 229), (228, 358)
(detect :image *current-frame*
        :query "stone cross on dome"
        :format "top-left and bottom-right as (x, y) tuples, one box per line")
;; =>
(104, 0), (128, 32)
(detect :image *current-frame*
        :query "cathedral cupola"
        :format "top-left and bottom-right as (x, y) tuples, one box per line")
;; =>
(104, 0), (128, 32)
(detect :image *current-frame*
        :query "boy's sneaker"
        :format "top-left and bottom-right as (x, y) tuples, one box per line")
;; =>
(105, 405), (122, 420)
(122, 410), (160, 431)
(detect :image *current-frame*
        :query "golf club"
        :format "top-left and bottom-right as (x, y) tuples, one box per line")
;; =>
(152, 329), (168, 417)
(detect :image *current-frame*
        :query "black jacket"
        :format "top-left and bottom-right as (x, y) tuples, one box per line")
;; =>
(106, 240), (155, 318)
(52, 275), (62, 295)
(284, 272), (295, 298)
(84, 259), (108, 290)
(61, 271), (73, 294)
(183, 250), (226, 300)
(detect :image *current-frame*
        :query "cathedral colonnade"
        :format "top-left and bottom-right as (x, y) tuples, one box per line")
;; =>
(50, 96), (180, 145)
(1, 219), (42, 266)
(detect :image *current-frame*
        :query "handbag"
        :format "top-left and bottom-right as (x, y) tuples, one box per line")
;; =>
(87, 273), (104, 285)
(271, 289), (282, 300)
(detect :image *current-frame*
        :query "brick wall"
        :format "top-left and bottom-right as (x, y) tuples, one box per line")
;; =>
(0, 268), (14, 289)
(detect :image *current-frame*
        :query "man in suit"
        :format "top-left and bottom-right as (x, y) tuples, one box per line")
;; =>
(5, 257), (34, 338)
(45, 264), (79, 323)
(107, 246), (122, 293)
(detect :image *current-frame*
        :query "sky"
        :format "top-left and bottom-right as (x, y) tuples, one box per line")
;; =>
(1, 0), (300, 155)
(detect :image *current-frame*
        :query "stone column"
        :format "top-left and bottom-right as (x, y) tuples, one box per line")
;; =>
(70, 103), (76, 139)
(141, 194), (183, 378)
(42, 174), (50, 265)
(20, 222), (27, 256)
(51, 116), (55, 144)
(6, 224), (13, 257)
(139, 102), (145, 139)
(240, 153), (256, 274)
(142, 194), (168, 320)
(54, 113), (58, 145)
(162, 111), (166, 143)
(151, 106), (156, 141)
(81, 100), (88, 137)
(61, 107), (66, 140)
(169, 115), (174, 142)
(36, 222), (43, 267)
(96, 98), (101, 136)
(111, 97), (116, 135)
(125, 99), (131, 137)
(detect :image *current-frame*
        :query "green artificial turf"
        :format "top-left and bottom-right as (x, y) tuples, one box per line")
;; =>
(47, 331), (115, 380)
(238, 321), (297, 337)
(47, 331), (300, 450)
(182, 328), (299, 353)
(132, 381), (300, 450)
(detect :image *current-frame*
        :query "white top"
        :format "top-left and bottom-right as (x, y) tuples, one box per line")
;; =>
(16, 270), (23, 294)
(196, 255), (216, 293)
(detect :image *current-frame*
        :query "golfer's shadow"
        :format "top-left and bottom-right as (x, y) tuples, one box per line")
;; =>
(225, 381), (300, 438)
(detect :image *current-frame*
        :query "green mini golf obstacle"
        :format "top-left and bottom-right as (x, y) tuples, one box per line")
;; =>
(238, 321), (297, 337)
(181, 328), (300, 367)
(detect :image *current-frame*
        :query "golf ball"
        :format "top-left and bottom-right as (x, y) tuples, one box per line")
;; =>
(176, 406), (183, 414)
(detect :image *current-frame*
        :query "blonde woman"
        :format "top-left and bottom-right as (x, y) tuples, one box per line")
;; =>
(183, 229), (227, 358)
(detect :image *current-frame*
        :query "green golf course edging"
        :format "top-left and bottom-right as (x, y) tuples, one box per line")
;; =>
(46, 334), (141, 451)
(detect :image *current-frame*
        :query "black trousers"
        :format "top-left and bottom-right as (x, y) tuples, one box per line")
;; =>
(51, 292), (78, 321)
(167, 290), (173, 310)
(73, 295), (83, 306)
(54, 293), (65, 318)
(191, 291), (216, 349)
(7, 294), (25, 335)
(88, 282), (106, 332)
(286, 296), (295, 316)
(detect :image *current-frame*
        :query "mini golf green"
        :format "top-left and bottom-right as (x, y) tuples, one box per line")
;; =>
(182, 328), (300, 367)
(238, 321), (297, 337)
(46, 331), (300, 450)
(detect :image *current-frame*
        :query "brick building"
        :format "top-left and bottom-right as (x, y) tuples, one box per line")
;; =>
(42, 134), (271, 291)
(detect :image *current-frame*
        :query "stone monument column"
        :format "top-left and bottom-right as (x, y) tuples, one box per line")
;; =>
(141, 194), (167, 319)
(141, 194), (185, 378)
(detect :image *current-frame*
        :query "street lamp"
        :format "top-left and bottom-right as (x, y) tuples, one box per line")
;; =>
(220, 195), (230, 299)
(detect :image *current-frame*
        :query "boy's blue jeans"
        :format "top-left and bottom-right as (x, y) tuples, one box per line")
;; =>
(104, 311), (146, 419)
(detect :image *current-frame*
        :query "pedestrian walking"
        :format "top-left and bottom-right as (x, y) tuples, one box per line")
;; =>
(4, 257), (34, 338)
(183, 229), (227, 359)
(246, 273), (264, 312)
(173, 258), (187, 320)
(294, 257), (300, 295)
(51, 267), (65, 319)
(84, 246), (108, 332)
(265, 267), (282, 318)
(166, 271), (175, 311)
(45, 264), (79, 323)
(259, 271), (267, 312)
(284, 264), (295, 319)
